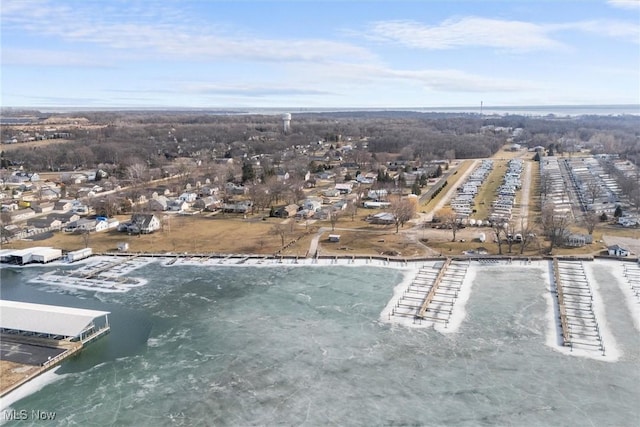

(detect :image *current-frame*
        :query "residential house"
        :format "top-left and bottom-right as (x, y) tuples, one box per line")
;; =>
(323, 189), (340, 198)
(47, 212), (81, 225)
(168, 200), (190, 212)
(27, 217), (62, 230)
(9, 208), (35, 222)
(1, 202), (19, 212)
(222, 200), (252, 213)
(193, 196), (221, 211)
(368, 189), (388, 201)
(316, 171), (336, 180)
(274, 204), (299, 218)
(38, 187), (61, 200)
(334, 183), (353, 194)
(302, 199), (322, 212)
(95, 218), (119, 232)
(368, 212), (395, 225)
(179, 192), (197, 203)
(9, 171), (40, 183)
(65, 218), (96, 232)
(198, 186), (219, 197)
(148, 196), (170, 211)
(54, 200), (74, 212)
(225, 182), (247, 195)
(130, 213), (161, 234)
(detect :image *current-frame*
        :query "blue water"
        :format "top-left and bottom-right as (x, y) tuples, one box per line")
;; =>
(1, 262), (638, 426)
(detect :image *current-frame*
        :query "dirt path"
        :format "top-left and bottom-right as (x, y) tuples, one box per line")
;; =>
(519, 161), (533, 229)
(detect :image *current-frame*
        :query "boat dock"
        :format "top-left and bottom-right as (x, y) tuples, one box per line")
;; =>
(389, 258), (470, 327)
(552, 259), (605, 355)
(623, 263), (640, 298)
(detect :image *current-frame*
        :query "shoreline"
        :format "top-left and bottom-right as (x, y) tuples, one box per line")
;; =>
(0, 254), (637, 406)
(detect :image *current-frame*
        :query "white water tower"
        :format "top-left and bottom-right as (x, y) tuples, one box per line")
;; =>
(282, 113), (291, 133)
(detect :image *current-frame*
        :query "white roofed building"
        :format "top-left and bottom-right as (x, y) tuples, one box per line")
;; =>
(0, 300), (110, 343)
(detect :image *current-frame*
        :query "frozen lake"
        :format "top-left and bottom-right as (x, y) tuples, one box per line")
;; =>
(1, 259), (638, 426)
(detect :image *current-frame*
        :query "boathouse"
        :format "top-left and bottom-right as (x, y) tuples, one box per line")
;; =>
(0, 300), (110, 343)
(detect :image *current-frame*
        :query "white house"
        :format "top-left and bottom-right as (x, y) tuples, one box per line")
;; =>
(607, 245), (630, 257)
(302, 199), (322, 212)
(130, 213), (161, 234)
(334, 183), (353, 194)
(179, 192), (197, 203)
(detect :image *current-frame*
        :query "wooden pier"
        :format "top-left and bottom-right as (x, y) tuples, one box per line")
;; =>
(389, 258), (470, 327)
(552, 258), (605, 355)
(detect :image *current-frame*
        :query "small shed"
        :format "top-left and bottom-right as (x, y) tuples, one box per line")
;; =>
(328, 234), (341, 242)
(607, 244), (630, 257)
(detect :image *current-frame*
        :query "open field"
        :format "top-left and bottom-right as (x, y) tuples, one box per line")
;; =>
(2, 208), (633, 258)
(0, 139), (74, 152)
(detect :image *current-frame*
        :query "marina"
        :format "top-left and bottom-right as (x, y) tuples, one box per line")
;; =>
(0, 255), (638, 425)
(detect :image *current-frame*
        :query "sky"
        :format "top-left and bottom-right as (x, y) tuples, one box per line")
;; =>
(1, 0), (639, 109)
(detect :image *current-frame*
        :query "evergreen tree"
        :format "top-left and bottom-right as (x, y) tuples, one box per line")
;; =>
(614, 205), (623, 218)
(411, 182), (421, 195)
(241, 161), (255, 183)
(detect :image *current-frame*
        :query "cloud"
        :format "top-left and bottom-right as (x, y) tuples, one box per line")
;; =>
(290, 61), (538, 93)
(154, 84), (335, 98)
(360, 16), (639, 51)
(2, 48), (115, 68)
(551, 20), (640, 43)
(1, 0), (374, 63)
(361, 18), (562, 51)
(607, 0), (640, 9)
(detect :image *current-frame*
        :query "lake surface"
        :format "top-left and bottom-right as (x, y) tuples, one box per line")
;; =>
(1, 261), (638, 426)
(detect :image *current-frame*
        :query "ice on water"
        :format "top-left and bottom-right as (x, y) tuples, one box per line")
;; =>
(2, 258), (638, 426)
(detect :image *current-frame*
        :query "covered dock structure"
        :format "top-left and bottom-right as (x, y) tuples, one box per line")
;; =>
(0, 300), (110, 343)
(0, 300), (111, 397)
(0, 247), (62, 265)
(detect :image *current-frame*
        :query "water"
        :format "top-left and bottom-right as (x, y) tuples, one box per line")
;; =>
(1, 262), (638, 426)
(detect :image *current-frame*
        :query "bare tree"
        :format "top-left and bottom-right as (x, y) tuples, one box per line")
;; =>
(80, 229), (90, 248)
(506, 221), (518, 254)
(583, 211), (600, 235)
(539, 171), (553, 203)
(389, 195), (417, 233)
(518, 216), (537, 255)
(329, 209), (341, 231)
(540, 203), (571, 253)
(491, 221), (506, 255)
(270, 223), (288, 248)
(585, 181), (603, 205)
(437, 207), (461, 242)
